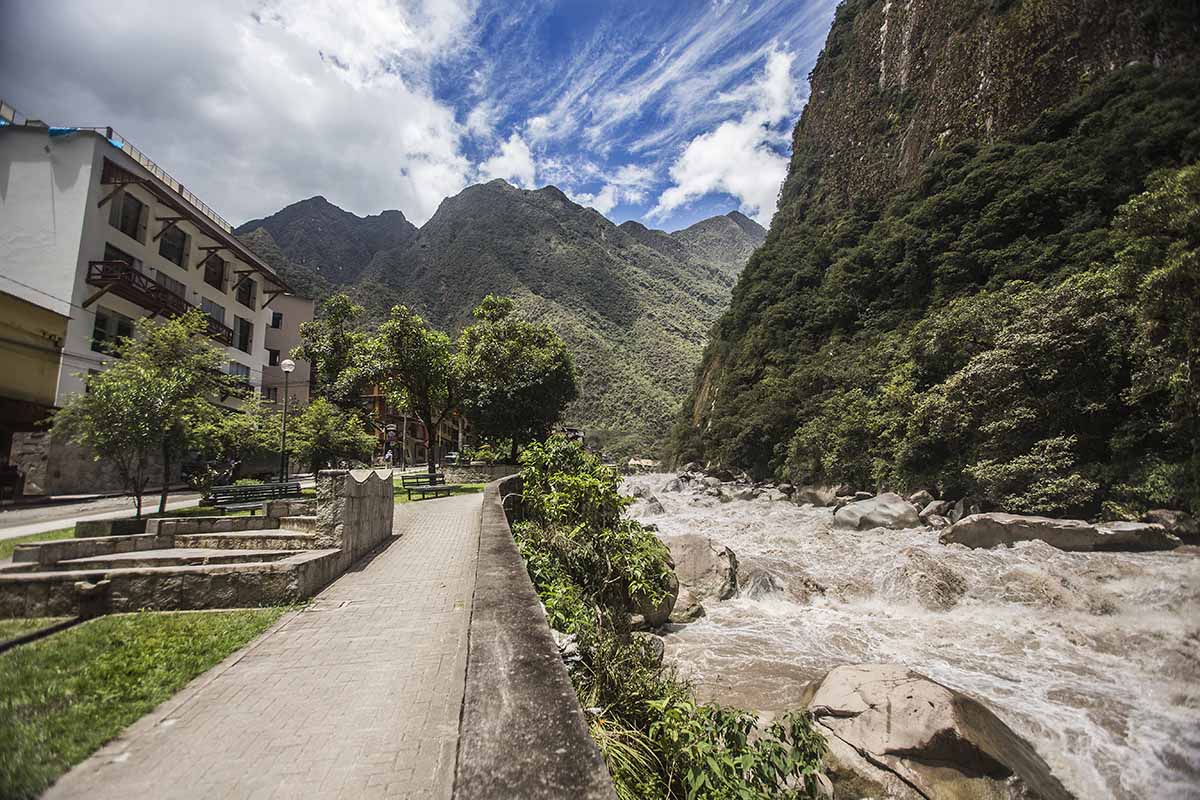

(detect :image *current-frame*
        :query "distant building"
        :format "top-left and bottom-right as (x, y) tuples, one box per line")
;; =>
(0, 102), (310, 495)
(261, 293), (314, 408)
(363, 385), (468, 467)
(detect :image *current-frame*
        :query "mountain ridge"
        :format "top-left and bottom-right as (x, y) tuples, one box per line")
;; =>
(237, 180), (765, 454)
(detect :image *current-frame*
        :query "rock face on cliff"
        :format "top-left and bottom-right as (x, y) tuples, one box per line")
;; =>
(673, 0), (1200, 516)
(802, 664), (1073, 800)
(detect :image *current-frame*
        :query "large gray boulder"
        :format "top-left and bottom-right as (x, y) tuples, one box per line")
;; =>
(801, 664), (1073, 800)
(665, 533), (738, 601)
(661, 477), (686, 493)
(1143, 508), (1199, 544)
(833, 492), (920, 531)
(920, 499), (952, 521)
(949, 496), (984, 524)
(793, 484), (842, 507)
(941, 513), (1180, 552)
(889, 548), (966, 611)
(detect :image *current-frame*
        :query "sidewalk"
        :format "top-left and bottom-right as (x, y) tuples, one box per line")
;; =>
(44, 491), (484, 800)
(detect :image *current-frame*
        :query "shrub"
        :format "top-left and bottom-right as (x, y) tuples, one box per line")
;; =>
(514, 437), (826, 798)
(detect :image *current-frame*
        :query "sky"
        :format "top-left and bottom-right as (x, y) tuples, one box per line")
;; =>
(0, 0), (838, 231)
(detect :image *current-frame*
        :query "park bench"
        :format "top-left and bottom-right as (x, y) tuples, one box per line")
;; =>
(205, 481), (303, 513)
(400, 472), (460, 501)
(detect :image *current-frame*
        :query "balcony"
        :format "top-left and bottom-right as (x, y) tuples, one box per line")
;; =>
(85, 260), (234, 346)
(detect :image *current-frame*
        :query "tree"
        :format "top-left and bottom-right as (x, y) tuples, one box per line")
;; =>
(294, 293), (372, 411)
(285, 398), (375, 474)
(1115, 162), (1200, 509)
(458, 295), (578, 462)
(189, 393), (280, 489)
(53, 310), (229, 517)
(371, 305), (461, 472)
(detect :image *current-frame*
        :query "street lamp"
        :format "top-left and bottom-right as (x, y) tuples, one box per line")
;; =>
(279, 359), (295, 482)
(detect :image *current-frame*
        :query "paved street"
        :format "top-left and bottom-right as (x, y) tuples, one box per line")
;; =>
(0, 493), (203, 541)
(44, 492), (483, 800)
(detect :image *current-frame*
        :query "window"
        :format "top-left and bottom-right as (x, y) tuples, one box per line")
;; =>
(203, 256), (226, 291)
(270, 311), (283, 329)
(104, 242), (142, 272)
(200, 297), (225, 325)
(227, 361), (251, 381)
(262, 386), (279, 403)
(235, 276), (257, 309)
(108, 191), (147, 242)
(158, 225), (190, 267)
(267, 348), (280, 367)
(234, 316), (253, 354)
(156, 270), (186, 300)
(92, 306), (133, 353)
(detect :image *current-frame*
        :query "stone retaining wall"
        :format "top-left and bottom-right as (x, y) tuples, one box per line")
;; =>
(316, 468), (394, 565)
(75, 518), (151, 538)
(445, 464), (519, 484)
(12, 532), (173, 565)
(455, 475), (616, 800)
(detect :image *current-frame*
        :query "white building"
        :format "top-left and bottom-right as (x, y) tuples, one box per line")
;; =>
(0, 105), (308, 494)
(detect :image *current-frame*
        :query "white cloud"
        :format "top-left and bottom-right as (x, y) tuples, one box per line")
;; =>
(465, 101), (498, 140)
(650, 48), (800, 225)
(0, 0), (477, 225)
(478, 132), (536, 188)
(568, 162), (657, 215)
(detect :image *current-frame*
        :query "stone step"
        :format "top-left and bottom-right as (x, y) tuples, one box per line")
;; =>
(173, 531), (317, 551)
(53, 548), (295, 571)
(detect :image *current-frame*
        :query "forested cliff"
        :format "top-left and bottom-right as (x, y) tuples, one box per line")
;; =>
(674, 0), (1200, 515)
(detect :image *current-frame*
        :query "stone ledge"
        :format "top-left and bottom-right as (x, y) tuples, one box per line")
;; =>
(454, 475), (616, 800)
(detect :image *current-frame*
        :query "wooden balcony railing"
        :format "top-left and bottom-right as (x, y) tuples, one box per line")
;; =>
(85, 260), (234, 346)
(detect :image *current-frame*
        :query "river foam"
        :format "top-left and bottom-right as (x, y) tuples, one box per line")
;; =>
(624, 474), (1200, 800)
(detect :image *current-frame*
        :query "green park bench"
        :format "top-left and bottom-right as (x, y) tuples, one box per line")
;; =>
(205, 481), (303, 513)
(400, 472), (461, 501)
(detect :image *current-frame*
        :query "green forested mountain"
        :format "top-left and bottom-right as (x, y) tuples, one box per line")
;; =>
(674, 0), (1200, 515)
(238, 182), (764, 455)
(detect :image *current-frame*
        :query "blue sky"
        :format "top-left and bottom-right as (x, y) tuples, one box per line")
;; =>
(1, 0), (838, 231)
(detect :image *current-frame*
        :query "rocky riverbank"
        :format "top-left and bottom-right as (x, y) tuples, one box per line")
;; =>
(622, 471), (1200, 799)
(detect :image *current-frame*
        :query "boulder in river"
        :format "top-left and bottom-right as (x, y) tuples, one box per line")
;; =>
(890, 548), (966, 610)
(1143, 508), (1199, 544)
(661, 477), (685, 493)
(833, 492), (921, 531)
(702, 476), (722, 488)
(908, 489), (935, 508)
(683, 461), (704, 473)
(669, 586), (706, 623)
(800, 663), (1073, 800)
(793, 484), (839, 506)
(941, 513), (1180, 552)
(743, 570), (785, 600)
(949, 496), (984, 523)
(641, 495), (665, 515)
(920, 499), (952, 520)
(665, 533), (738, 601)
(706, 467), (735, 482)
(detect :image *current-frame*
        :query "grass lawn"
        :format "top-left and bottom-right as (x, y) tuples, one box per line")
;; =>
(393, 482), (487, 504)
(0, 617), (71, 642)
(0, 608), (285, 799)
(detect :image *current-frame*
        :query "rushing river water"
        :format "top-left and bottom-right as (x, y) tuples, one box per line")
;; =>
(623, 474), (1200, 800)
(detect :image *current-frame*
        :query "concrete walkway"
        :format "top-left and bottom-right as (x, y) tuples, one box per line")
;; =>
(45, 492), (483, 800)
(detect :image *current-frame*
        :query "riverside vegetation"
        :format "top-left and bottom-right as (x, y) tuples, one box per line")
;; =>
(512, 437), (825, 799)
(674, 63), (1200, 519)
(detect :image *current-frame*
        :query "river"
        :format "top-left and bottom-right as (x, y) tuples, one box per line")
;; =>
(623, 474), (1200, 800)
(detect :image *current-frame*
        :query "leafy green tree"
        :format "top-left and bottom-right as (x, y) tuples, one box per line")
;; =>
(458, 295), (578, 462)
(371, 305), (460, 472)
(285, 398), (375, 474)
(53, 311), (229, 517)
(1115, 162), (1200, 509)
(189, 393), (281, 489)
(294, 293), (372, 411)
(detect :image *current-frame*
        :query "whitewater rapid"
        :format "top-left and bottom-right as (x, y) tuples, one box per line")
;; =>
(623, 474), (1200, 800)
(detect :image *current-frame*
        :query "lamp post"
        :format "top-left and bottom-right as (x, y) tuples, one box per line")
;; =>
(279, 359), (295, 482)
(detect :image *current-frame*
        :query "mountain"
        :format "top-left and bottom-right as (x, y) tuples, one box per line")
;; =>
(238, 195), (418, 285)
(239, 182), (765, 455)
(674, 0), (1200, 515)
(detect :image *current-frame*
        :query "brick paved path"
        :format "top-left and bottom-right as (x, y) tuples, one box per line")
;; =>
(45, 492), (484, 800)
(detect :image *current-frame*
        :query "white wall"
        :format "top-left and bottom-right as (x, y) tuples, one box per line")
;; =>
(1, 127), (285, 409)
